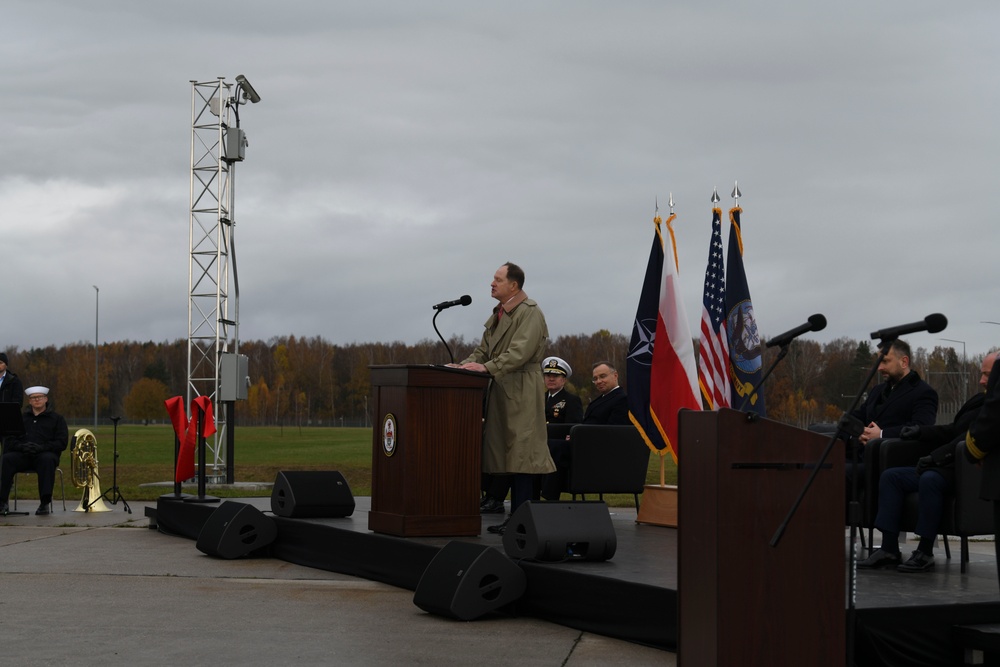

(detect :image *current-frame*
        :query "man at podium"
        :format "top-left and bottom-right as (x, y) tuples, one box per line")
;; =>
(455, 262), (555, 534)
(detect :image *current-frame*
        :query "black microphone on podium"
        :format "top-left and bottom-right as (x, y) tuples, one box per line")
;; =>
(431, 295), (472, 364)
(869, 313), (947, 341)
(432, 295), (472, 311)
(765, 314), (827, 349)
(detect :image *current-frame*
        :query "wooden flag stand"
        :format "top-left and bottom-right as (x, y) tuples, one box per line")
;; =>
(635, 452), (678, 527)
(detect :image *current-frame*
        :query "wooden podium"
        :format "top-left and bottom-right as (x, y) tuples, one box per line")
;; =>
(678, 409), (845, 666)
(368, 365), (490, 537)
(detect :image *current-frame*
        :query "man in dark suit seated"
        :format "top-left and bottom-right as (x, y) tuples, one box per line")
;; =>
(964, 350), (1000, 591)
(541, 360), (630, 500)
(860, 352), (996, 571)
(846, 339), (939, 500)
(582, 361), (630, 425)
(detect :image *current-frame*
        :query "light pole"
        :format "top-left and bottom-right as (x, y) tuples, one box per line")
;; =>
(93, 285), (99, 427)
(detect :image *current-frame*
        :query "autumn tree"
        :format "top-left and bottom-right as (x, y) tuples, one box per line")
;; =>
(123, 378), (170, 424)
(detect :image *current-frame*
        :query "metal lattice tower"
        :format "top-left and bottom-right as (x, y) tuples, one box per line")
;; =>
(187, 76), (258, 481)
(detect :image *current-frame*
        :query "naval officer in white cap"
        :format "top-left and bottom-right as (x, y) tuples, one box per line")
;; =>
(0, 386), (68, 516)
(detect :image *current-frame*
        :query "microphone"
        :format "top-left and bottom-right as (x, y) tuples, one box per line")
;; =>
(432, 295), (472, 311)
(870, 313), (947, 341)
(765, 314), (827, 349)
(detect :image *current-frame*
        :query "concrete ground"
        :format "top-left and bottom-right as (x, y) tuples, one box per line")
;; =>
(0, 499), (674, 667)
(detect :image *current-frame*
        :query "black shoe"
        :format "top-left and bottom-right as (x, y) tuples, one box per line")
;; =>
(35, 503), (52, 516)
(0, 502), (8, 516)
(480, 497), (506, 514)
(897, 550), (935, 573)
(487, 517), (510, 535)
(857, 548), (901, 569)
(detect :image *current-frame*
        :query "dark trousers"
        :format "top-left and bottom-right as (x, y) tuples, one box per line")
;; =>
(0, 451), (60, 502)
(874, 467), (951, 546)
(483, 473), (511, 500)
(510, 474), (536, 514)
(484, 473), (542, 506)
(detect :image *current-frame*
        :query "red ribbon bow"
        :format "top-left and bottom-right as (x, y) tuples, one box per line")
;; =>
(164, 396), (217, 483)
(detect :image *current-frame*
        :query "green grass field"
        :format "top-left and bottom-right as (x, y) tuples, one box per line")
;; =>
(24, 425), (677, 508)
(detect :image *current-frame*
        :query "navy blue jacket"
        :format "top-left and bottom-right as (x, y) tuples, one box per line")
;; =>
(0, 370), (24, 406)
(851, 370), (938, 439)
(583, 386), (630, 426)
(9, 406), (69, 456)
(546, 389), (583, 424)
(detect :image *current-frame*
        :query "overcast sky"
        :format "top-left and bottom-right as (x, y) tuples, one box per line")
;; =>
(3, 1), (998, 361)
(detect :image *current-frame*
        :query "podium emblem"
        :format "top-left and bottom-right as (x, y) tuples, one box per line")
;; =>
(382, 413), (397, 457)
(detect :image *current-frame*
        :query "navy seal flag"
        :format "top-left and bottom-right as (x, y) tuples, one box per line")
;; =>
(725, 206), (766, 416)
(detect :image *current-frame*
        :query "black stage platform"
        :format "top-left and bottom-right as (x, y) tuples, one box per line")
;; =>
(151, 496), (1000, 665)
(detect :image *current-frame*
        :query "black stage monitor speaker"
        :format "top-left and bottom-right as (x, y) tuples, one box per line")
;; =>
(413, 541), (527, 621)
(502, 501), (617, 562)
(270, 470), (355, 518)
(196, 501), (277, 559)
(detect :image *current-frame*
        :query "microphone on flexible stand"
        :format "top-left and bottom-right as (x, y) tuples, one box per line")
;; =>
(433, 295), (472, 311)
(766, 314), (827, 349)
(870, 313), (947, 343)
(737, 314), (828, 413)
(432, 295), (472, 363)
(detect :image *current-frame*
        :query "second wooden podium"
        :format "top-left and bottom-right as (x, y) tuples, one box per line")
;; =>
(368, 365), (489, 537)
(678, 409), (845, 666)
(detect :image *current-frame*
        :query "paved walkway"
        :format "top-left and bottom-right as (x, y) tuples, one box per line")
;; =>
(0, 499), (673, 666)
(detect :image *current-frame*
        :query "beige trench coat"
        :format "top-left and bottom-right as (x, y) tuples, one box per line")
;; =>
(461, 294), (555, 475)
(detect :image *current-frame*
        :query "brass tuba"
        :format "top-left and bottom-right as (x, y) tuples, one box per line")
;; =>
(71, 429), (110, 513)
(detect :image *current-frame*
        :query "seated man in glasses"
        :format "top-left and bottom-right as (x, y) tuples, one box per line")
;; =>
(0, 386), (68, 516)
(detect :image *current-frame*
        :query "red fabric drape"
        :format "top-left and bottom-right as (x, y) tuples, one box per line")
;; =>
(164, 396), (217, 483)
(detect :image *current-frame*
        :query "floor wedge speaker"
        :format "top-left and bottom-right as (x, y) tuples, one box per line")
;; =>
(196, 501), (277, 559)
(502, 501), (617, 562)
(271, 470), (355, 518)
(413, 541), (526, 621)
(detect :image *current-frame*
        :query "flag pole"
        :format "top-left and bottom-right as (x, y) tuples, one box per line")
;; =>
(657, 196), (666, 491)
(655, 193), (677, 488)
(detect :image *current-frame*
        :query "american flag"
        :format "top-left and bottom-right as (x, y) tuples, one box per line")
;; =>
(698, 208), (730, 409)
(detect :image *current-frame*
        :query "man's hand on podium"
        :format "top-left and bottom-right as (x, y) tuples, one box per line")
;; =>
(454, 362), (487, 373)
